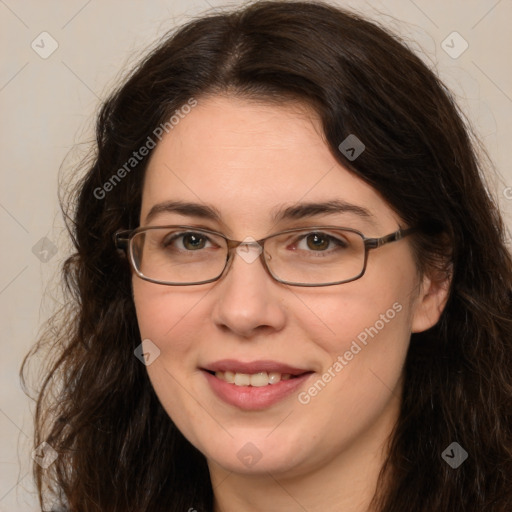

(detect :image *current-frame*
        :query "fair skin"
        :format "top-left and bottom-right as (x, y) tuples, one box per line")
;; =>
(132, 95), (449, 512)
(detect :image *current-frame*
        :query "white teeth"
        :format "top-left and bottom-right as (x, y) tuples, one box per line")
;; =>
(268, 372), (282, 384)
(250, 372), (269, 387)
(214, 371), (295, 386)
(234, 373), (251, 386)
(224, 370), (235, 383)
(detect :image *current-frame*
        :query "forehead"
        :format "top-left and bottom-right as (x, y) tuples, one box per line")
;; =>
(141, 95), (398, 235)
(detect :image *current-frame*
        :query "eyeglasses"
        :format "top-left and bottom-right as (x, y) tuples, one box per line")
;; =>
(114, 225), (417, 287)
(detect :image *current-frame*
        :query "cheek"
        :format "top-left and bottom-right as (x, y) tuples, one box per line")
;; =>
(293, 269), (416, 405)
(294, 294), (411, 436)
(132, 279), (206, 365)
(297, 282), (411, 354)
(132, 280), (213, 439)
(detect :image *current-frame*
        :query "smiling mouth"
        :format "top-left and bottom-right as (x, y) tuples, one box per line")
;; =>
(204, 369), (311, 387)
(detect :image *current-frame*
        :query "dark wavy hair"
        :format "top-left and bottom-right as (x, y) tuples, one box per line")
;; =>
(21, 1), (512, 510)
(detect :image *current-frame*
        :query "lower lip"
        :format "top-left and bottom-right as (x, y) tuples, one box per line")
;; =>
(202, 370), (313, 410)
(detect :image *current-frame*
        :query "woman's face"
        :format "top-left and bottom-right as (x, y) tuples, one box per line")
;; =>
(132, 95), (445, 478)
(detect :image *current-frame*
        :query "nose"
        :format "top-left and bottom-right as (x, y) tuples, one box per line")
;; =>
(210, 241), (287, 338)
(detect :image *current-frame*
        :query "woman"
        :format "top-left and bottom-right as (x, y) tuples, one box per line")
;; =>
(22, 1), (512, 511)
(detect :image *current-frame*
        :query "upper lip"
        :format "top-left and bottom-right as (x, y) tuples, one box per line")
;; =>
(202, 359), (312, 376)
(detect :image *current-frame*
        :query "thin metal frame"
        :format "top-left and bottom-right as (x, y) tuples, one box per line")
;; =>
(114, 225), (417, 287)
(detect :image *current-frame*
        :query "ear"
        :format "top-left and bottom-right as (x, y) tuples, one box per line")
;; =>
(411, 269), (451, 333)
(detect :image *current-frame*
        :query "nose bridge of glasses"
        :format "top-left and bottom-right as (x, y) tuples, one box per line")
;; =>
(230, 236), (264, 265)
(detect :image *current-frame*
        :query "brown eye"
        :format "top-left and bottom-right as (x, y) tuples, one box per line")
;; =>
(306, 233), (330, 251)
(181, 233), (207, 250)
(296, 232), (348, 252)
(163, 232), (211, 251)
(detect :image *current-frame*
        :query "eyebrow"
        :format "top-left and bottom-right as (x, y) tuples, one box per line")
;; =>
(144, 199), (374, 226)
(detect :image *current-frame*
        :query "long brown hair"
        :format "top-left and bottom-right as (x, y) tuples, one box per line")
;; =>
(21, 1), (512, 510)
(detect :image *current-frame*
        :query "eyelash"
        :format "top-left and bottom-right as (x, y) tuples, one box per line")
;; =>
(162, 231), (348, 253)
(163, 232), (217, 250)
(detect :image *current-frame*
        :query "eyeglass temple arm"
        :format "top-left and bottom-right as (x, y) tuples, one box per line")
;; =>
(113, 231), (131, 251)
(365, 227), (417, 250)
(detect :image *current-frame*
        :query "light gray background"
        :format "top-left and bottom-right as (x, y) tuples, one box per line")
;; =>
(1, 0), (511, 510)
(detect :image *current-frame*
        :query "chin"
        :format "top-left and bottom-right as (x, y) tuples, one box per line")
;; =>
(201, 434), (311, 476)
